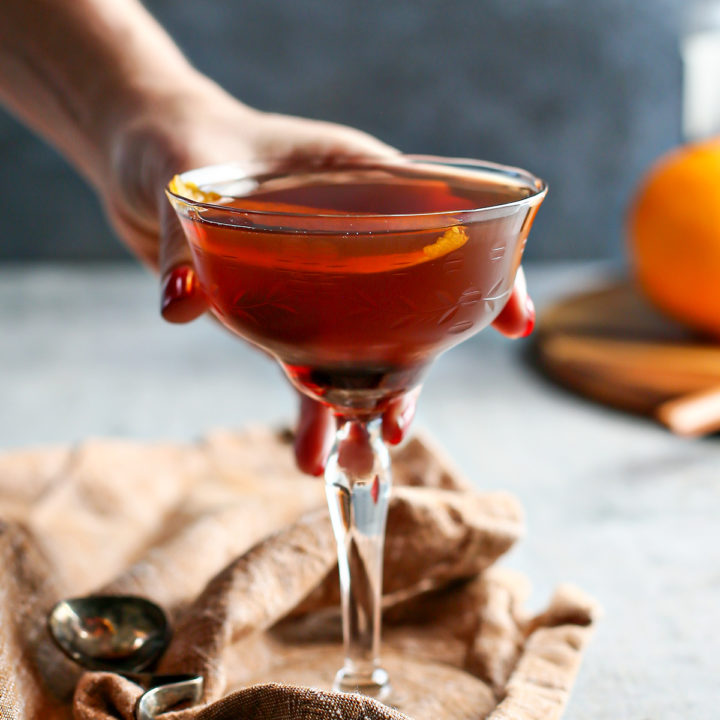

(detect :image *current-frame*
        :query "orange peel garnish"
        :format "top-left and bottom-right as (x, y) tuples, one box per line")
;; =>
(422, 225), (468, 260)
(169, 175), (225, 204)
(193, 222), (470, 274)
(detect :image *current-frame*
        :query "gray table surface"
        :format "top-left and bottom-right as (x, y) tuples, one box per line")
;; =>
(1, 263), (718, 718)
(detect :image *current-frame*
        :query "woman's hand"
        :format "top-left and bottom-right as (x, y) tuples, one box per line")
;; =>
(103, 79), (535, 476)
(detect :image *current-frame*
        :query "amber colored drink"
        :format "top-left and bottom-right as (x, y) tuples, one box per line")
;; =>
(175, 163), (538, 412)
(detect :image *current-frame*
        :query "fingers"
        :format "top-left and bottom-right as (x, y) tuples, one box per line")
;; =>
(491, 266), (536, 338)
(382, 388), (420, 445)
(159, 195), (208, 323)
(294, 388), (420, 476)
(294, 395), (336, 477)
(320, 124), (399, 160)
(256, 113), (399, 168)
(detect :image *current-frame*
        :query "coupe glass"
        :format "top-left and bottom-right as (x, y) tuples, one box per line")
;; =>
(167, 155), (546, 700)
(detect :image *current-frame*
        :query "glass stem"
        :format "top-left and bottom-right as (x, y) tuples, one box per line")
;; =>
(325, 416), (391, 698)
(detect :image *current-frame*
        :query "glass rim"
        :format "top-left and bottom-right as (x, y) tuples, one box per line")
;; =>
(165, 154), (548, 222)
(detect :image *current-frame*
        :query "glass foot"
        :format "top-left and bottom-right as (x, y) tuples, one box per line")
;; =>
(333, 666), (391, 703)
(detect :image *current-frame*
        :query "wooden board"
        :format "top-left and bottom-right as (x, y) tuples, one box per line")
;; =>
(534, 280), (720, 435)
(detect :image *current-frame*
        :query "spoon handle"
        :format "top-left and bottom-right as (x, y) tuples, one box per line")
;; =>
(132, 674), (203, 720)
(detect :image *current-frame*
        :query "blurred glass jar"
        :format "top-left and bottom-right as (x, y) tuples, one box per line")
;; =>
(682, 1), (720, 140)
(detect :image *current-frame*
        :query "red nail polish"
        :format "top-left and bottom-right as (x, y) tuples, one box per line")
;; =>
(520, 297), (536, 338)
(386, 424), (404, 446)
(161, 266), (206, 323)
(387, 402), (415, 445)
(309, 460), (326, 477)
(371, 475), (380, 504)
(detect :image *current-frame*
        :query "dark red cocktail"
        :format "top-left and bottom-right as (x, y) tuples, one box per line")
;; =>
(172, 160), (541, 413)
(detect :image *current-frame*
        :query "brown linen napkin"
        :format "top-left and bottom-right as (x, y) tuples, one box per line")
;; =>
(0, 428), (598, 720)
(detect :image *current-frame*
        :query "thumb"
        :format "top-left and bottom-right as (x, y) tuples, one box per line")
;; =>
(159, 193), (208, 324)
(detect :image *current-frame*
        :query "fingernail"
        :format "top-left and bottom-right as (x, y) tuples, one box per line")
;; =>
(520, 296), (536, 338)
(299, 455), (326, 478)
(386, 423), (403, 446)
(161, 266), (206, 323)
(388, 400), (416, 445)
(293, 423), (327, 477)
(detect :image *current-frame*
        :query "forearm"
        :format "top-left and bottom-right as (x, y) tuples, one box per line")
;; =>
(0, 0), (202, 188)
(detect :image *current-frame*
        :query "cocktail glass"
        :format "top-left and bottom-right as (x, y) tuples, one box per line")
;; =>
(166, 155), (546, 700)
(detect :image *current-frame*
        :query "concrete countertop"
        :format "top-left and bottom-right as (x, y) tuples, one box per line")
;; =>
(1, 263), (717, 718)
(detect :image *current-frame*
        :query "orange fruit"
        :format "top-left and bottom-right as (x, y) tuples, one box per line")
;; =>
(628, 139), (720, 337)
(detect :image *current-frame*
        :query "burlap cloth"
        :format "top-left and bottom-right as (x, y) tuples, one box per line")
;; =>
(0, 427), (599, 720)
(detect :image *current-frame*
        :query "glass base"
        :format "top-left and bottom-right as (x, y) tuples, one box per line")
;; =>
(333, 666), (391, 703)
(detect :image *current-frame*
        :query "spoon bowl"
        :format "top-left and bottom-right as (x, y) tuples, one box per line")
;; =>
(48, 595), (170, 673)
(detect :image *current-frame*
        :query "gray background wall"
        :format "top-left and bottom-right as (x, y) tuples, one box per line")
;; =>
(0, 0), (685, 262)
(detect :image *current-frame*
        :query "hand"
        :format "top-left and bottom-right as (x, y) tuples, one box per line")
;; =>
(102, 79), (535, 475)
(103, 77), (396, 303)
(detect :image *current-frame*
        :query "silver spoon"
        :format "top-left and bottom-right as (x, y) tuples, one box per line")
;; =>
(48, 596), (202, 718)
